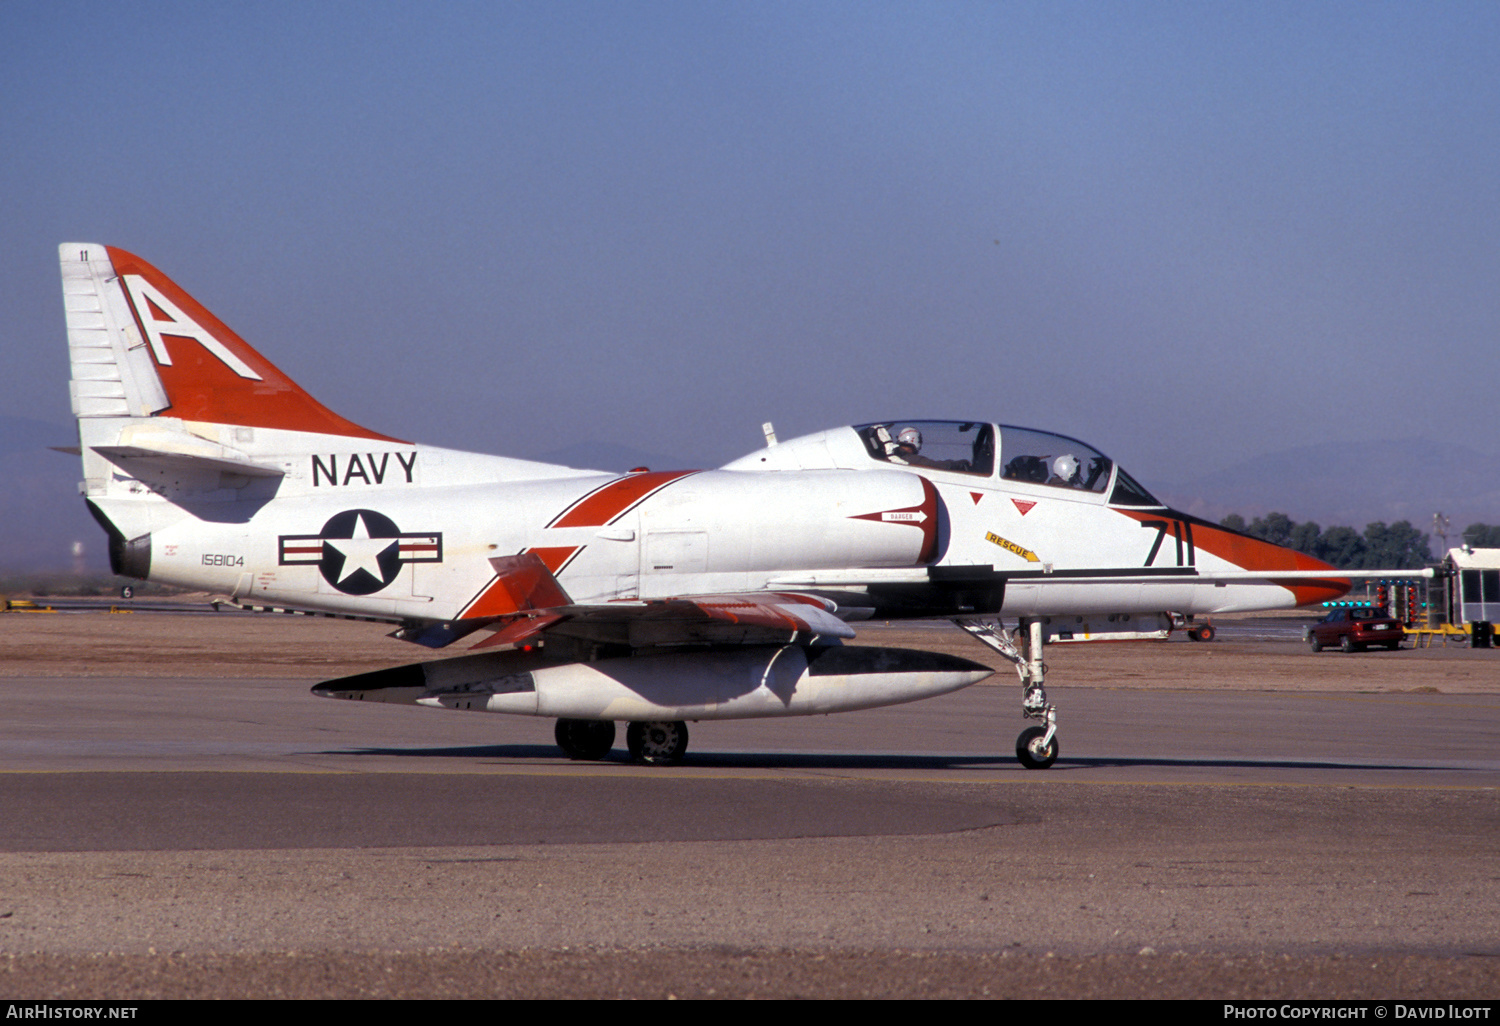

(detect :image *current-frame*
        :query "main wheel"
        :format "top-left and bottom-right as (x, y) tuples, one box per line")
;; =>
(554, 718), (615, 760)
(626, 720), (689, 765)
(1015, 726), (1058, 770)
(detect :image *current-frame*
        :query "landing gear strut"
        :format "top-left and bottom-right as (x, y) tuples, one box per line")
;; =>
(956, 617), (1059, 770)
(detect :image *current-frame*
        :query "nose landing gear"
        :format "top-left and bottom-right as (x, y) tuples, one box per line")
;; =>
(957, 616), (1059, 770)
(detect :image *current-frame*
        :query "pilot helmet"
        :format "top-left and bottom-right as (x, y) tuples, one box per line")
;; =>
(896, 427), (922, 450)
(1052, 454), (1079, 481)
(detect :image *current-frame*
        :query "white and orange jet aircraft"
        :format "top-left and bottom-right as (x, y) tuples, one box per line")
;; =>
(60, 243), (1377, 768)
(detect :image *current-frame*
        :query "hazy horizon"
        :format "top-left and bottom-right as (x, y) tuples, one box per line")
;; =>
(4, 2), (1497, 567)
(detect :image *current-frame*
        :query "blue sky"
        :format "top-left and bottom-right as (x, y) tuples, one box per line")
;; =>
(4, 1), (1498, 490)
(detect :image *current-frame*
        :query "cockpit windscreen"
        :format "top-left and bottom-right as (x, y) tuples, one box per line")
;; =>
(998, 426), (1113, 493)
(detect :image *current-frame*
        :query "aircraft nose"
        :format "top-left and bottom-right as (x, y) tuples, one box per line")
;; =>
(1188, 517), (1350, 606)
(1114, 508), (1353, 607)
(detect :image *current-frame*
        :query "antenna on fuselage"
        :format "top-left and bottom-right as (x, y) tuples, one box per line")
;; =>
(762, 422), (778, 447)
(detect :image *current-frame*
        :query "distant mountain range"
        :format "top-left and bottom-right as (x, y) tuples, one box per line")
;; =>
(2, 419), (1493, 570)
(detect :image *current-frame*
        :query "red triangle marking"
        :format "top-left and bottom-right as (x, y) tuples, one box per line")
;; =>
(970, 492), (983, 505)
(1012, 499), (1036, 516)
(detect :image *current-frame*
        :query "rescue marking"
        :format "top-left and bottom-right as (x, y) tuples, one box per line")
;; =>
(985, 531), (1040, 563)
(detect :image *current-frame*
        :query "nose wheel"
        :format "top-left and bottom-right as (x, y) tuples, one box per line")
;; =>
(1016, 725), (1059, 769)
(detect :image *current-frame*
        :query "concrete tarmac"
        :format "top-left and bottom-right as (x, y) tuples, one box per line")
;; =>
(0, 612), (1496, 998)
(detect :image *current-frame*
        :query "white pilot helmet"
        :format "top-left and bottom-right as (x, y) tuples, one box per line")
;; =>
(1052, 454), (1079, 481)
(897, 427), (922, 449)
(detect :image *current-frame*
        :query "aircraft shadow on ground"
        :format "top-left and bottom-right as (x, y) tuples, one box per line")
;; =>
(310, 745), (1456, 774)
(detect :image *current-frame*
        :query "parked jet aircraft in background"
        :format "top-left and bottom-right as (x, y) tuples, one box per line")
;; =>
(61, 243), (1384, 768)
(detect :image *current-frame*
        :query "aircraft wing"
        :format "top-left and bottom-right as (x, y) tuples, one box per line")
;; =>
(393, 553), (857, 650)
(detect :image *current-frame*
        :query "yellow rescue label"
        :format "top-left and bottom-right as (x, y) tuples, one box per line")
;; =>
(985, 532), (1039, 562)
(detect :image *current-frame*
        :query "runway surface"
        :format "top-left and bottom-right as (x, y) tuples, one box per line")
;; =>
(0, 613), (1496, 998)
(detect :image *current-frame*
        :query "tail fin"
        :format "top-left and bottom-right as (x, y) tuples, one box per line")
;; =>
(63, 243), (407, 579)
(61, 243), (399, 441)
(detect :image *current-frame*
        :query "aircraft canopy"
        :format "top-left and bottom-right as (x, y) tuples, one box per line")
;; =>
(853, 420), (1162, 507)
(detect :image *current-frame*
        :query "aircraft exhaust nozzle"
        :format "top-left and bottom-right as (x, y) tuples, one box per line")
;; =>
(313, 644), (994, 721)
(85, 500), (151, 579)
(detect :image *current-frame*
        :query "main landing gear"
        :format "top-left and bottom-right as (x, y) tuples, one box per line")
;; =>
(554, 718), (615, 761)
(553, 718), (690, 765)
(626, 720), (689, 765)
(957, 617), (1059, 770)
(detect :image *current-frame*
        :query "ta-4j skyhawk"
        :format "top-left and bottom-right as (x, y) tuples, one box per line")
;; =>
(61, 243), (1384, 768)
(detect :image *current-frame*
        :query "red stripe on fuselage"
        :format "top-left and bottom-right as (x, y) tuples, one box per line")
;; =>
(458, 472), (698, 623)
(547, 470), (700, 529)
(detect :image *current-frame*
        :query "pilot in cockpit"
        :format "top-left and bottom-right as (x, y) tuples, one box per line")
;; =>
(1048, 453), (1082, 487)
(892, 427), (944, 470)
(890, 426), (974, 472)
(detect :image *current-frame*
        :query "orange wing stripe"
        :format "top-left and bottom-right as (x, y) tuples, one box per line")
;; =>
(460, 552), (575, 620)
(468, 615), (564, 650)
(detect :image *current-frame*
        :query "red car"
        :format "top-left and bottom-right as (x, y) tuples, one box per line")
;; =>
(1308, 607), (1405, 652)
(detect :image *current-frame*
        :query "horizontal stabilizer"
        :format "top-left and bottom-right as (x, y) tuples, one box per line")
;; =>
(94, 443), (285, 478)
